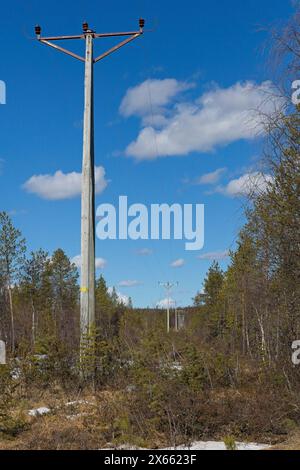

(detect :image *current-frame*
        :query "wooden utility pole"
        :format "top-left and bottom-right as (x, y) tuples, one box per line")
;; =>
(81, 30), (95, 334)
(159, 282), (178, 333)
(34, 20), (145, 364)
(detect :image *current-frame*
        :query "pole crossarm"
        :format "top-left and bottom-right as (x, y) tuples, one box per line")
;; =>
(94, 30), (142, 38)
(35, 20), (145, 64)
(94, 32), (141, 63)
(39, 39), (86, 62)
(39, 34), (84, 41)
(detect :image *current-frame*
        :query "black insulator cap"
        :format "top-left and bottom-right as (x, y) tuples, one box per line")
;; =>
(139, 18), (145, 29)
(35, 25), (41, 36)
(83, 22), (89, 32)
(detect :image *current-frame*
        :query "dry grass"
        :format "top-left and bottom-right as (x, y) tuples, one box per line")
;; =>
(269, 431), (300, 450)
(0, 388), (107, 450)
(0, 417), (103, 450)
(0, 388), (155, 450)
(0, 383), (299, 450)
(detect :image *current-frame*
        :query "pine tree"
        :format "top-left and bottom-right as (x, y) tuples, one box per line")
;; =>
(194, 261), (224, 307)
(20, 249), (49, 349)
(49, 249), (79, 346)
(0, 213), (26, 353)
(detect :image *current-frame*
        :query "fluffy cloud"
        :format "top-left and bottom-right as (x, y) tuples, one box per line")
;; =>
(0, 80), (6, 105)
(137, 248), (153, 256)
(170, 258), (185, 268)
(195, 168), (226, 185)
(118, 280), (142, 287)
(95, 258), (107, 270)
(117, 293), (130, 306)
(108, 287), (130, 306)
(197, 250), (230, 261)
(72, 255), (107, 270)
(157, 297), (176, 308)
(120, 78), (193, 119)
(122, 80), (279, 160)
(217, 172), (273, 197)
(23, 166), (108, 200)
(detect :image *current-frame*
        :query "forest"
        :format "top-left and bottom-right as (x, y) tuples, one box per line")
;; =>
(0, 10), (299, 451)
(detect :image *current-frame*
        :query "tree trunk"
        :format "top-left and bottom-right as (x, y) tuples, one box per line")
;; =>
(8, 286), (15, 354)
(31, 296), (36, 350)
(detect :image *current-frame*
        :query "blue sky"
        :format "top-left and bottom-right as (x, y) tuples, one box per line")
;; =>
(0, 0), (294, 307)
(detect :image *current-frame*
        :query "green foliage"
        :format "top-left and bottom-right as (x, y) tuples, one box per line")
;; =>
(0, 212), (26, 285)
(96, 275), (126, 340)
(194, 261), (224, 307)
(223, 435), (237, 450)
(0, 365), (27, 437)
(79, 325), (97, 380)
(0, 212), (26, 353)
(180, 344), (207, 392)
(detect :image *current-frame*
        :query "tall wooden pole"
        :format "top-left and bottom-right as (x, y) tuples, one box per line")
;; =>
(81, 32), (95, 340)
(34, 20), (145, 372)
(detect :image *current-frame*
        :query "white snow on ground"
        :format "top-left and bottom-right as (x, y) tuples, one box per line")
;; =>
(28, 401), (95, 420)
(28, 407), (51, 417)
(11, 367), (21, 380)
(107, 441), (270, 451)
(162, 441), (270, 450)
(65, 400), (92, 406)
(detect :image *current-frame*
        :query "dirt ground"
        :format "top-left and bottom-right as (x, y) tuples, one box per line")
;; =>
(269, 432), (300, 450)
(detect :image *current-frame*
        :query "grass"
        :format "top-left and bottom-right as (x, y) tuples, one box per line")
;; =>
(0, 383), (299, 450)
(269, 432), (300, 450)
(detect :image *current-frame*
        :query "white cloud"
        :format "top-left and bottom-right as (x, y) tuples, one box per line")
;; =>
(197, 250), (230, 261)
(122, 80), (280, 160)
(157, 297), (176, 308)
(108, 287), (130, 306)
(137, 248), (153, 256)
(170, 258), (185, 268)
(217, 172), (273, 197)
(95, 258), (107, 270)
(23, 166), (108, 200)
(120, 78), (193, 119)
(71, 256), (81, 268)
(118, 280), (142, 287)
(72, 255), (107, 270)
(195, 168), (226, 185)
(118, 293), (130, 306)
(142, 114), (170, 128)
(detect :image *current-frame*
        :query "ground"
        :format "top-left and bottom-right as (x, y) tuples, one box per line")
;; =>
(269, 432), (300, 450)
(0, 389), (299, 450)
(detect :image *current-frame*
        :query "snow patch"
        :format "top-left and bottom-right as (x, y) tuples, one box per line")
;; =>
(105, 441), (270, 451)
(163, 441), (270, 450)
(65, 400), (92, 407)
(28, 407), (51, 417)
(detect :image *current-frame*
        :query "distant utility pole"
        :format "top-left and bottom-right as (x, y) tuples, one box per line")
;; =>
(159, 282), (178, 333)
(34, 20), (145, 352)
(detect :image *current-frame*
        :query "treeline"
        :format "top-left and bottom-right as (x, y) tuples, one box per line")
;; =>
(0, 216), (128, 359)
(192, 58), (300, 381)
